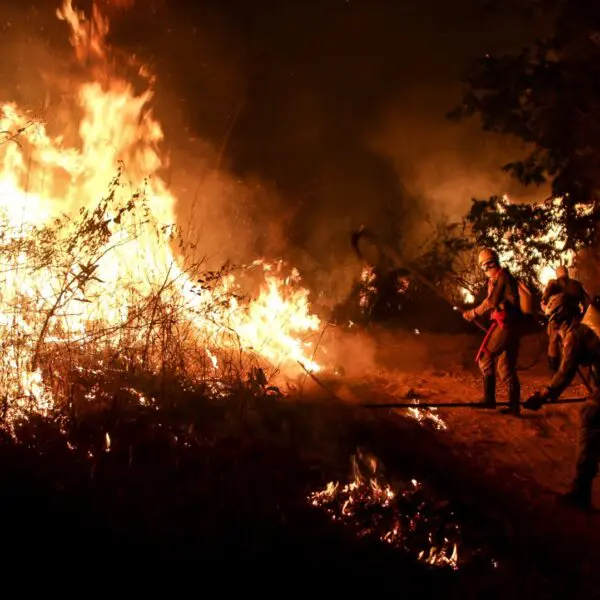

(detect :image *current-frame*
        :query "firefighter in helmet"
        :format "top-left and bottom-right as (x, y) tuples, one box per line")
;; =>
(524, 292), (600, 510)
(541, 265), (590, 374)
(463, 248), (522, 415)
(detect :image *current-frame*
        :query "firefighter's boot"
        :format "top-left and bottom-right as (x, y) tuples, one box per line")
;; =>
(480, 374), (496, 408)
(501, 380), (521, 416)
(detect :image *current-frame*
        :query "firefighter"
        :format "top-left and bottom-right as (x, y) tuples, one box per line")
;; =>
(463, 248), (522, 416)
(524, 293), (600, 510)
(541, 266), (590, 374)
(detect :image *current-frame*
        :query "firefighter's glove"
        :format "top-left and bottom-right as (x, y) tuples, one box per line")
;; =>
(523, 390), (549, 411)
(463, 309), (476, 322)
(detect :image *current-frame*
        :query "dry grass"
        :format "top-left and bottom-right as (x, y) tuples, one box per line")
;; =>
(0, 173), (305, 428)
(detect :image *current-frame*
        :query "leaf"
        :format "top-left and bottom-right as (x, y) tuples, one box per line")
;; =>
(448, 2), (600, 213)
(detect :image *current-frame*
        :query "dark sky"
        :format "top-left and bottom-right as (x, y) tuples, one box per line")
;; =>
(125, 1), (541, 228)
(0, 0), (546, 302)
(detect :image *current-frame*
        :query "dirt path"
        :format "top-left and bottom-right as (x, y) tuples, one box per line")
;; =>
(327, 328), (586, 497)
(373, 367), (586, 500)
(321, 328), (600, 572)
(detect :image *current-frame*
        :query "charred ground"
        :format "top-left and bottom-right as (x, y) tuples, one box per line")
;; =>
(2, 327), (599, 598)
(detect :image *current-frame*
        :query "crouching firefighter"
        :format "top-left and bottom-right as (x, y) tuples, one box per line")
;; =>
(463, 248), (522, 416)
(541, 265), (590, 374)
(524, 293), (600, 510)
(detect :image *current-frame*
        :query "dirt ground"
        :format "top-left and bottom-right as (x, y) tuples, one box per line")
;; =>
(324, 327), (583, 492)
(3, 325), (600, 595)
(349, 328), (588, 498)
(320, 327), (600, 560)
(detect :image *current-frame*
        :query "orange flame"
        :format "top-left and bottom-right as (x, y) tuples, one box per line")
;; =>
(0, 1), (323, 423)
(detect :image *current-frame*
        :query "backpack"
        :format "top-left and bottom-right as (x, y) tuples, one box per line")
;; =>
(581, 303), (600, 341)
(515, 277), (543, 336)
(495, 269), (537, 316)
(517, 279), (536, 315)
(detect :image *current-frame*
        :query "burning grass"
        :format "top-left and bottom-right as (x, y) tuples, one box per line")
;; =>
(308, 450), (463, 569)
(0, 184), (324, 432)
(0, 0), (330, 433)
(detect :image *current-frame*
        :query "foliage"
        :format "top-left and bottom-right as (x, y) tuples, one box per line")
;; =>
(404, 194), (581, 300)
(411, 218), (476, 301)
(464, 195), (574, 285)
(449, 0), (600, 247)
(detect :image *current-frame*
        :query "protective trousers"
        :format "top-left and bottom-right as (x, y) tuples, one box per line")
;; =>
(477, 324), (521, 411)
(574, 393), (600, 493)
(547, 320), (561, 373)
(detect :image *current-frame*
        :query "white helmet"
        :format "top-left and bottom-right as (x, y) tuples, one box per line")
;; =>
(478, 248), (499, 270)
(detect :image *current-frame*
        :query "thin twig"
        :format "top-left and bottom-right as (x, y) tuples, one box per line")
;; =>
(296, 360), (342, 401)
(298, 322), (331, 398)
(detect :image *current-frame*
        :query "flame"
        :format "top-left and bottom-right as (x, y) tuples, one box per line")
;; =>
(496, 195), (574, 288)
(0, 1), (323, 426)
(407, 401), (447, 431)
(308, 452), (460, 569)
(359, 265), (377, 309)
(460, 288), (475, 304)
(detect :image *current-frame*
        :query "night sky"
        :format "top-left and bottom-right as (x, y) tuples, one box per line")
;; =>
(0, 0), (546, 301)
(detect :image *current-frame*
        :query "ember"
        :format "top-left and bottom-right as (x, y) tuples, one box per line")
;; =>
(407, 400), (447, 431)
(309, 450), (497, 570)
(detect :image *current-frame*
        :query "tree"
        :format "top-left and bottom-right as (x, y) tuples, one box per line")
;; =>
(449, 0), (600, 248)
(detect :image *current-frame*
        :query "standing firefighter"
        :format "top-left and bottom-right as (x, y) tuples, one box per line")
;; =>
(541, 266), (590, 374)
(463, 248), (522, 416)
(524, 293), (600, 510)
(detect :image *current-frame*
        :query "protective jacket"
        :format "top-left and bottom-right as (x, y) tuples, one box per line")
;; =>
(542, 277), (590, 318)
(545, 322), (600, 399)
(541, 321), (600, 498)
(473, 268), (521, 325)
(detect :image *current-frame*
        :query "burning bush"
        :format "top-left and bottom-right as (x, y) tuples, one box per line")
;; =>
(351, 193), (591, 323)
(465, 195), (590, 286)
(0, 166), (324, 428)
(0, 1), (327, 432)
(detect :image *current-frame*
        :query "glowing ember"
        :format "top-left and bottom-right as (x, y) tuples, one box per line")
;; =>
(460, 288), (475, 304)
(308, 451), (460, 569)
(407, 401), (447, 431)
(359, 266), (377, 310)
(0, 1), (324, 427)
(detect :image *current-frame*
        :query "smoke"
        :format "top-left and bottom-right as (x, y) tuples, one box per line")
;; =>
(155, 0), (545, 306)
(105, 0), (293, 270)
(372, 90), (533, 221)
(370, 86), (553, 256)
(0, 1), (553, 309)
(0, 1), (285, 272)
(0, 5), (68, 101)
